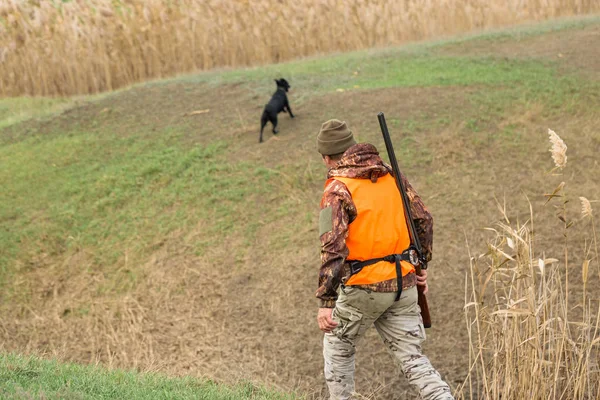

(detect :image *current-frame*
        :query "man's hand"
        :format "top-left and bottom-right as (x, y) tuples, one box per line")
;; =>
(317, 308), (338, 333)
(416, 269), (429, 295)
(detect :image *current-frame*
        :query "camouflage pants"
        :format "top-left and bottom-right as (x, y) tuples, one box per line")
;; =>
(323, 285), (454, 400)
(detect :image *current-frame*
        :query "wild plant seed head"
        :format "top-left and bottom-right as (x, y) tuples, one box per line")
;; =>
(548, 129), (567, 169)
(579, 197), (593, 218)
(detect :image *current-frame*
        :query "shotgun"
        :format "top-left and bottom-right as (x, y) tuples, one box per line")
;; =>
(377, 112), (432, 328)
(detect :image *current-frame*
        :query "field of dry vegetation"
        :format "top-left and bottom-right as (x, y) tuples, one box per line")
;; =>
(1, 0), (599, 96)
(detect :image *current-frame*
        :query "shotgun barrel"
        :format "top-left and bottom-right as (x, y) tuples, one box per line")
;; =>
(377, 112), (432, 328)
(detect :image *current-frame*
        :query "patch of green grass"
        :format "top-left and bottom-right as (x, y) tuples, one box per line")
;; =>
(0, 97), (75, 130)
(0, 353), (295, 399)
(170, 52), (561, 92)
(0, 127), (278, 290)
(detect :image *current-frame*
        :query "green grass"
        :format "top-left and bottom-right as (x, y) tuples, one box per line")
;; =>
(170, 52), (570, 94)
(0, 353), (295, 399)
(0, 97), (75, 130)
(0, 127), (280, 291)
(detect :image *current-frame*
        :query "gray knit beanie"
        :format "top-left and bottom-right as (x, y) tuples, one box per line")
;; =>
(317, 119), (356, 155)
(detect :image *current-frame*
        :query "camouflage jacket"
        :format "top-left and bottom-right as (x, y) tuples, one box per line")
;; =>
(317, 143), (433, 308)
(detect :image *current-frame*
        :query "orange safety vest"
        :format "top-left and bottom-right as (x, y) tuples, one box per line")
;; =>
(329, 174), (415, 286)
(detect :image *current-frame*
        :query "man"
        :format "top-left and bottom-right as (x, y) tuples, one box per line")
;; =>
(316, 119), (453, 400)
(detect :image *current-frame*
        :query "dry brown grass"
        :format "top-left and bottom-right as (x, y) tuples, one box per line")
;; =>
(457, 131), (600, 399)
(1, 0), (599, 96)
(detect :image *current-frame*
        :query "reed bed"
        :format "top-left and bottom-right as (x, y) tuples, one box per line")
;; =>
(1, 0), (599, 96)
(458, 130), (600, 399)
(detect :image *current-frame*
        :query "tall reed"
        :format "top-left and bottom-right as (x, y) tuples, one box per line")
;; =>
(458, 130), (600, 399)
(1, 0), (599, 96)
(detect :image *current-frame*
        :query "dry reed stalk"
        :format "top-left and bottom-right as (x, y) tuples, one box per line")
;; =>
(1, 0), (600, 96)
(457, 130), (600, 399)
(460, 212), (600, 399)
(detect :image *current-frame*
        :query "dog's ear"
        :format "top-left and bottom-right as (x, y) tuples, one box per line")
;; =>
(274, 79), (280, 85)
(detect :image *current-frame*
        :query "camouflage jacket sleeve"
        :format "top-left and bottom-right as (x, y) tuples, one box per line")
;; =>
(401, 174), (434, 263)
(317, 180), (356, 308)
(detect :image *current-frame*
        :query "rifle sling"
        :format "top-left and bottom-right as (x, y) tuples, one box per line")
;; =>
(348, 252), (412, 302)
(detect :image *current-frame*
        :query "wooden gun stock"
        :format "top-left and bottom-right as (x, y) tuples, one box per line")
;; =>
(416, 266), (431, 328)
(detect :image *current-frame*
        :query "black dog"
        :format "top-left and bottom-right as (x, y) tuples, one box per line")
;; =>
(259, 78), (295, 143)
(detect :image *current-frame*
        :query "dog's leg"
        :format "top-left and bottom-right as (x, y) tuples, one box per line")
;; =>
(271, 114), (279, 134)
(285, 100), (295, 118)
(259, 111), (268, 143)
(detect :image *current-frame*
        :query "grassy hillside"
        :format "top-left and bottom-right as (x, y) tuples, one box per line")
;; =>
(1, 17), (599, 399)
(0, 353), (294, 399)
